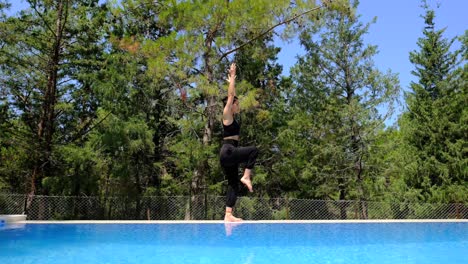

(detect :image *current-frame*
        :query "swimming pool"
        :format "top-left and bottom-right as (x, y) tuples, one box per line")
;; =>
(1, 221), (467, 264)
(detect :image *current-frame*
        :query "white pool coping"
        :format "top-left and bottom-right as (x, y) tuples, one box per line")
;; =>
(21, 219), (468, 224)
(0, 214), (27, 223)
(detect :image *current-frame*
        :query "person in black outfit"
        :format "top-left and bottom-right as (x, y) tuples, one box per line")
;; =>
(220, 63), (258, 222)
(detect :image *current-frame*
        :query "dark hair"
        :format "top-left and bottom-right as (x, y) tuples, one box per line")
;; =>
(222, 96), (238, 107)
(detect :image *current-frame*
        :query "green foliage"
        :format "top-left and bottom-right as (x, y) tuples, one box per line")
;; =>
(0, 0), (108, 198)
(0, 0), (465, 213)
(282, 0), (400, 203)
(398, 5), (466, 203)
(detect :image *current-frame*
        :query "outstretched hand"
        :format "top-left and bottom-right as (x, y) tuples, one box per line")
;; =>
(227, 63), (236, 83)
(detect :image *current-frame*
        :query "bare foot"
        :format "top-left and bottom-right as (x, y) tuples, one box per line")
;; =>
(224, 213), (243, 222)
(240, 177), (253, 192)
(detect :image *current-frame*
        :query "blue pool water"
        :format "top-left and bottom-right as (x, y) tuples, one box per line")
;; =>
(0, 222), (467, 264)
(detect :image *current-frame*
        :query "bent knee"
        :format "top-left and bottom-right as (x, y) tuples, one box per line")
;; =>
(251, 147), (259, 157)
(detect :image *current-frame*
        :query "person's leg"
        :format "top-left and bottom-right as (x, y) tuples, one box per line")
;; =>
(223, 164), (242, 222)
(230, 146), (258, 192)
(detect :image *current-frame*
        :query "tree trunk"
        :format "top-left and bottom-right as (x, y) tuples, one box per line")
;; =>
(338, 178), (347, 219)
(27, 0), (66, 211)
(189, 24), (220, 218)
(134, 160), (143, 219)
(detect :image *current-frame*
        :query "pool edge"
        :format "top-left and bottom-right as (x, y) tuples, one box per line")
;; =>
(20, 219), (468, 224)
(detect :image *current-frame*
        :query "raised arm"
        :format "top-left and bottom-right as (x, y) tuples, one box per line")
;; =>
(223, 63), (236, 125)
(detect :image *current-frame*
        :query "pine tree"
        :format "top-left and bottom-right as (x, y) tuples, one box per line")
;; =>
(0, 1), (108, 207)
(282, 0), (400, 218)
(399, 5), (466, 203)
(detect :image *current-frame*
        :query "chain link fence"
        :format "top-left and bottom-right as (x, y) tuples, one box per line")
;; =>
(0, 193), (466, 220)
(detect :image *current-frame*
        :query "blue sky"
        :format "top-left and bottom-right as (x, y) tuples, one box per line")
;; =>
(276, 0), (467, 124)
(6, 0), (467, 125)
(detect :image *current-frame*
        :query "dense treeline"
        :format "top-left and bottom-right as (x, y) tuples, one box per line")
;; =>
(0, 0), (466, 213)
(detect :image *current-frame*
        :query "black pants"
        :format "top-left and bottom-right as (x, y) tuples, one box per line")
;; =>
(220, 140), (258, 208)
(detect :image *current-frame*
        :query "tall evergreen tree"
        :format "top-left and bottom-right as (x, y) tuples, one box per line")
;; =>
(0, 0), (108, 208)
(399, 4), (466, 203)
(281, 0), (400, 218)
(70, 0), (181, 220)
